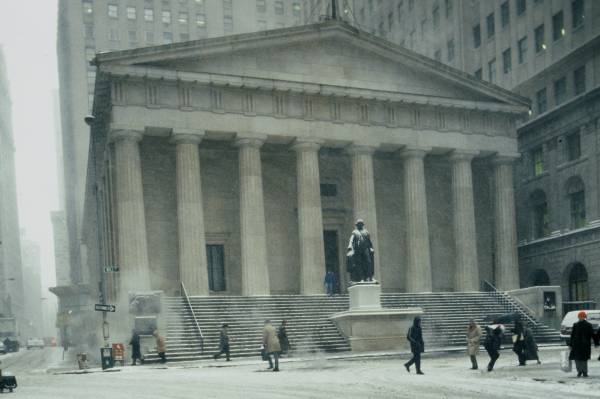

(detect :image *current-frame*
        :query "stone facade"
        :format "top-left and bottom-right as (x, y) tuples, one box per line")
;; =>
(83, 21), (528, 302)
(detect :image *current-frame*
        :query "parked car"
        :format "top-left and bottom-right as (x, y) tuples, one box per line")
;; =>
(26, 338), (44, 350)
(3, 338), (19, 353)
(560, 310), (600, 345)
(0, 341), (6, 354)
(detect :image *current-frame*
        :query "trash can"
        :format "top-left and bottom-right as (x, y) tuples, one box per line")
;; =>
(100, 347), (113, 370)
(76, 352), (88, 370)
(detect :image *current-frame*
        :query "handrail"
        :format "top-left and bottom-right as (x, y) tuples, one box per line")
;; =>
(180, 282), (204, 354)
(481, 280), (539, 327)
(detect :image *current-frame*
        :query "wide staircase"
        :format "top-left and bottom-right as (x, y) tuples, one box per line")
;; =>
(145, 291), (561, 363)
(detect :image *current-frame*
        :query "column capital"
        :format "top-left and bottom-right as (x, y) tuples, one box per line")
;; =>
(491, 153), (520, 165)
(234, 137), (265, 148)
(292, 138), (323, 153)
(172, 131), (204, 145)
(110, 129), (144, 143)
(449, 149), (479, 162)
(346, 144), (377, 155)
(400, 146), (431, 159)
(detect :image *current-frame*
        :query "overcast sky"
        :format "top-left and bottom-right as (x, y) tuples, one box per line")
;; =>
(0, 0), (59, 309)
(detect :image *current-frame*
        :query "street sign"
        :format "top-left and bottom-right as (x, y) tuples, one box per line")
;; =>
(94, 304), (116, 312)
(104, 266), (120, 273)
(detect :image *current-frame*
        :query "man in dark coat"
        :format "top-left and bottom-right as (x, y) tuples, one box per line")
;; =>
(512, 319), (526, 366)
(277, 320), (290, 355)
(346, 219), (375, 282)
(324, 271), (336, 296)
(213, 324), (230, 361)
(569, 311), (599, 377)
(129, 330), (143, 366)
(404, 316), (425, 375)
(484, 324), (504, 372)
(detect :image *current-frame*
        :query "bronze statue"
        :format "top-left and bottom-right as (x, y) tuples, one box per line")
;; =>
(346, 219), (375, 283)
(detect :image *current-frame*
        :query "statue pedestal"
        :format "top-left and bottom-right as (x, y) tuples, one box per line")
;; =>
(331, 284), (422, 352)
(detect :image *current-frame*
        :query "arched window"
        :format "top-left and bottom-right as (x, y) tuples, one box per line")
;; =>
(566, 176), (585, 229)
(531, 269), (550, 286)
(568, 263), (588, 301)
(529, 190), (549, 239)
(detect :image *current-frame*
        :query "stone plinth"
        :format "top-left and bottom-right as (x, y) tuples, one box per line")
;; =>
(332, 284), (423, 352)
(349, 283), (381, 310)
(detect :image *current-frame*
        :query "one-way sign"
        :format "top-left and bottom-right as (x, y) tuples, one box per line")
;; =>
(104, 266), (120, 273)
(94, 304), (116, 312)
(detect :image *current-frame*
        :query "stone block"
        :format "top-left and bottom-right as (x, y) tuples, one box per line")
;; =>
(349, 283), (381, 310)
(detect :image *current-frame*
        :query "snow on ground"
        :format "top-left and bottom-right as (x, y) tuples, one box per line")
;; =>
(8, 347), (600, 398)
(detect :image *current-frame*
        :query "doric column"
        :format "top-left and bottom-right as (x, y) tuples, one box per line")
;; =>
(112, 130), (151, 295)
(174, 132), (209, 296)
(493, 155), (520, 290)
(348, 144), (380, 279)
(293, 140), (326, 294)
(401, 147), (432, 292)
(450, 150), (480, 292)
(236, 137), (270, 295)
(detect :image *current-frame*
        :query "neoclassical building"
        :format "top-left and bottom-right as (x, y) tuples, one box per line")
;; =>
(84, 20), (529, 301)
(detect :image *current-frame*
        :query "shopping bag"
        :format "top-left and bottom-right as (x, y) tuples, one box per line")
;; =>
(560, 350), (572, 373)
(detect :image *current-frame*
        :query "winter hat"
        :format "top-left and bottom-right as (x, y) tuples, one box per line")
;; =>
(578, 311), (587, 319)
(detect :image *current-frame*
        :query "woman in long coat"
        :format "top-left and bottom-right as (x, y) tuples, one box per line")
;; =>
(466, 320), (482, 370)
(262, 320), (281, 371)
(512, 319), (526, 366)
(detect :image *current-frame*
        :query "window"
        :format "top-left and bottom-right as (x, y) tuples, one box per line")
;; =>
(486, 13), (495, 38)
(554, 76), (567, 105)
(567, 177), (586, 229)
(85, 48), (95, 62)
(474, 68), (482, 79)
(179, 12), (188, 24)
(144, 8), (154, 21)
(127, 6), (136, 20)
(108, 4), (118, 18)
(531, 147), (544, 176)
(163, 31), (173, 43)
(84, 23), (94, 39)
(162, 10), (171, 24)
(572, 0), (584, 29)
(145, 31), (154, 43)
(292, 3), (301, 17)
(206, 245), (226, 292)
(535, 24), (545, 52)
(530, 190), (549, 239)
(447, 39), (455, 61)
(536, 88), (547, 113)
(109, 28), (119, 41)
(128, 30), (137, 42)
(553, 11), (565, 41)
(502, 48), (512, 73)
(473, 24), (481, 48)
(434, 49), (441, 62)
(196, 13), (206, 27)
(224, 15), (233, 32)
(380, 21), (386, 37)
(516, 0), (526, 15)
(274, 1), (284, 15)
(256, 0), (266, 13)
(518, 36), (527, 64)
(574, 66), (586, 95)
(568, 264), (588, 301)
(501, 1), (509, 28)
(82, 1), (93, 14)
(445, 0), (453, 18)
(223, 0), (232, 13)
(566, 132), (581, 161)
(432, 6), (440, 29)
(488, 58), (496, 83)
(320, 184), (337, 197)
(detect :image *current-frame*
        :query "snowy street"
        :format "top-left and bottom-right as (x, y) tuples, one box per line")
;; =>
(4, 346), (600, 398)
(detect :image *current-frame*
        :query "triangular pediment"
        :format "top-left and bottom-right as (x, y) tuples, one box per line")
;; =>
(96, 21), (529, 109)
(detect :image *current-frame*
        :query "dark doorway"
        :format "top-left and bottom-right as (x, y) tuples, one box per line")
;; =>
(206, 244), (226, 292)
(323, 230), (341, 294)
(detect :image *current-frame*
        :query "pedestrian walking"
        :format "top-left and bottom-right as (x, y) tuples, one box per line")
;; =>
(129, 329), (143, 366)
(466, 319), (482, 370)
(484, 324), (504, 372)
(324, 271), (336, 296)
(523, 325), (541, 365)
(277, 320), (290, 356)
(569, 311), (599, 377)
(213, 324), (230, 361)
(404, 316), (425, 375)
(153, 329), (166, 364)
(512, 319), (526, 366)
(262, 320), (281, 372)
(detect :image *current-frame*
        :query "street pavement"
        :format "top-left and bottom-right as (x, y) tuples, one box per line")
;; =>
(3, 346), (600, 398)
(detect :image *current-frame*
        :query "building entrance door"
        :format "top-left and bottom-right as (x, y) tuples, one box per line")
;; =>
(323, 230), (341, 294)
